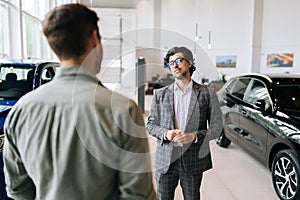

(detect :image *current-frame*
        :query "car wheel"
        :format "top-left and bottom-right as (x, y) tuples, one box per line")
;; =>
(216, 130), (231, 148)
(272, 150), (300, 200)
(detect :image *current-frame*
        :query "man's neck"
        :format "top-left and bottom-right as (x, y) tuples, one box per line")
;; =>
(175, 77), (191, 92)
(60, 55), (98, 75)
(60, 57), (84, 67)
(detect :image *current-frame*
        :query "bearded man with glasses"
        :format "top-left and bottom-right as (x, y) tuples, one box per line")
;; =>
(147, 46), (223, 199)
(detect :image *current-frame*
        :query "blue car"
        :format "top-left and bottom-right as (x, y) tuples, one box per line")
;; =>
(0, 61), (59, 199)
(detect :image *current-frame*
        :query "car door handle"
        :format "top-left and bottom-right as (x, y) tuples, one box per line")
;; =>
(240, 108), (247, 115)
(234, 127), (247, 136)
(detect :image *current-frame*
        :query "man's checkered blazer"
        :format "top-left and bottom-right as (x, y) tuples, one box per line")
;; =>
(147, 80), (223, 174)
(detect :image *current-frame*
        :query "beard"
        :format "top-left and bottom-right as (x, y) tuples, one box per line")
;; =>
(172, 68), (189, 80)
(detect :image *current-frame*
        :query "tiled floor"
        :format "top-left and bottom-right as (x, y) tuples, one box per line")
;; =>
(145, 96), (279, 200)
(147, 138), (278, 200)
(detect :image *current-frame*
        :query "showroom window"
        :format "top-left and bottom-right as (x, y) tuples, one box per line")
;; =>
(0, 0), (76, 60)
(0, 2), (9, 59)
(0, 4), (5, 58)
(22, 0), (76, 60)
(23, 14), (40, 59)
(22, 0), (49, 59)
(22, 0), (49, 20)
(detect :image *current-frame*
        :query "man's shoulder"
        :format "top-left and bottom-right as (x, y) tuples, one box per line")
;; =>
(95, 86), (139, 110)
(154, 84), (174, 95)
(192, 81), (211, 93)
(193, 80), (207, 88)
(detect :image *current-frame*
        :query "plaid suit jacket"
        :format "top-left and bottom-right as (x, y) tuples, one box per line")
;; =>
(146, 81), (223, 174)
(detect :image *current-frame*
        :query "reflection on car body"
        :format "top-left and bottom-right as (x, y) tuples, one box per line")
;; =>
(216, 73), (300, 200)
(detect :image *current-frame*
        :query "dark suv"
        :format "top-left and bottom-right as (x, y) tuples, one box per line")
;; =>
(0, 60), (59, 199)
(216, 73), (300, 200)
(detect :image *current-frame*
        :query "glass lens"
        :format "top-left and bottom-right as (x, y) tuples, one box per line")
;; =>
(168, 60), (174, 67)
(168, 57), (183, 67)
(175, 58), (183, 65)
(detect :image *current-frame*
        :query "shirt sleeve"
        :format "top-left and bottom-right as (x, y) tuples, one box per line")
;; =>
(117, 101), (157, 199)
(3, 117), (36, 200)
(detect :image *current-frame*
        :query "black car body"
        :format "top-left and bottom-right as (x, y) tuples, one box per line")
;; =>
(0, 60), (58, 200)
(216, 73), (300, 200)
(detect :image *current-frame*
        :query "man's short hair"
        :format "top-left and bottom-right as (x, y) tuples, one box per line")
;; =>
(42, 3), (100, 60)
(164, 46), (196, 76)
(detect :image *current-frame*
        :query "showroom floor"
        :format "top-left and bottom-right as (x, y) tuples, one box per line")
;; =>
(145, 96), (279, 200)
(147, 137), (278, 200)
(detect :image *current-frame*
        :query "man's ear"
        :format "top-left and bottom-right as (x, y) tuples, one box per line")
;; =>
(91, 29), (100, 47)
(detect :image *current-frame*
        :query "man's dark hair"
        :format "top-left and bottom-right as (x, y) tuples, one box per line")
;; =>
(164, 46), (196, 76)
(42, 3), (100, 60)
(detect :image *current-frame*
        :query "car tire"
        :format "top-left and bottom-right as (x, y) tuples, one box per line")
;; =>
(216, 130), (231, 148)
(271, 150), (300, 200)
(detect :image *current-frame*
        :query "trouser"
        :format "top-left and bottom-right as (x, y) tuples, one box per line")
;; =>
(155, 148), (203, 200)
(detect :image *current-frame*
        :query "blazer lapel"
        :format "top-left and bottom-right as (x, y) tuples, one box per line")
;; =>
(185, 81), (201, 130)
(166, 83), (176, 129)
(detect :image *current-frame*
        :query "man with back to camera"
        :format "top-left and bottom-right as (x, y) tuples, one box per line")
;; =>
(3, 3), (156, 200)
(147, 46), (223, 199)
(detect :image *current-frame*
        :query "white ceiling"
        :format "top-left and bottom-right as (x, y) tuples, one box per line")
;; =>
(79, 0), (142, 8)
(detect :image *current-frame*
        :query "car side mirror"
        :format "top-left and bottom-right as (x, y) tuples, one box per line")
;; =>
(255, 99), (270, 116)
(226, 98), (235, 108)
(255, 99), (266, 110)
(225, 94), (236, 108)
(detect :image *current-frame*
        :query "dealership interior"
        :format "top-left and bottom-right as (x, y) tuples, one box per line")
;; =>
(1, 0), (300, 199)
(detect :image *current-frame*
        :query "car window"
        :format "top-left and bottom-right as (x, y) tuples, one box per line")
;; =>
(230, 78), (250, 99)
(217, 78), (236, 100)
(41, 67), (56, 85)
(0, 65), (34, 99)
(245, 79), (271, 111)
(274, 83), (300, 112)
(225, 79), (236, 93)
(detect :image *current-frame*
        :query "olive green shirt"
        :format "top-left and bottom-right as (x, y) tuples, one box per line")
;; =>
(3, 67), (156, 200)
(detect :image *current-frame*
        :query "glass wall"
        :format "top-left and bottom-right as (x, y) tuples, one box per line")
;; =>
(0, 0), (76, 60)
(0, 2), (9, 59)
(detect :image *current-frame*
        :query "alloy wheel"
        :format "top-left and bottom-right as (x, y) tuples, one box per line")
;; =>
(273, 156), (298, 199)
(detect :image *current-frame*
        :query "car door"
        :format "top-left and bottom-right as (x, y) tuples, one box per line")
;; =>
(222, 77), (251, 143)
(34, 62), (59, 89)
(237, 79), (272, 162)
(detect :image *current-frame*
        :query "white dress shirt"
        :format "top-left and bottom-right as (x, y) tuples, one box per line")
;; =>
(173, 81), (193, 146)
(174, 81), (193, 131)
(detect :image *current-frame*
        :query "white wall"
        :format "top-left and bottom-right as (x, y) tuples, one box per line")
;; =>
(199, 0), (255, 80)
(136, 0), (155, 48)
(138, 0), (256, 82)
(92, 8), (137, 99)
(136, 0), (169, 82)
(88, 0), (300, 83)
(260, 0), (300, 74)
(135, 0), (300, 81)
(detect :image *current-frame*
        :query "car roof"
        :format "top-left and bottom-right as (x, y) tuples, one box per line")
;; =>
(232, 73), (300, 83)
(0, 59), (58, 68)
(0, 62), (36, 68)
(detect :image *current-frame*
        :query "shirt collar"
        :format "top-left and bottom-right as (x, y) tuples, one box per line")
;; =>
(55, 66), (99, 82)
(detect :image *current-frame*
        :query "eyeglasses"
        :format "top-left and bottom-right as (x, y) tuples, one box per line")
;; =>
(167, 57), (186, 67)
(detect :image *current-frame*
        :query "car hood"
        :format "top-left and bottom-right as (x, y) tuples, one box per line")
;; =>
(0, 100), (17, 128)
